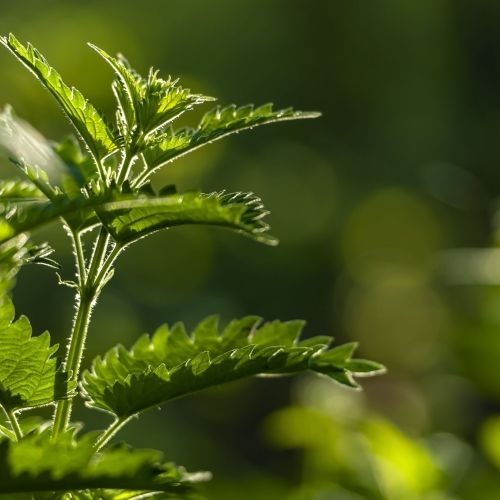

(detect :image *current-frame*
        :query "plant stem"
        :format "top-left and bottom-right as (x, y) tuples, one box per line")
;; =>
(93, 243), (124, 289)
(52, 228), (111, 439)
(53, 150), (134, 439)
(93, 156), (106, 182)
(72, 230), (87, 286)
(63, 292), (94, 389)
(94, 416), (132, 451)
(6, 409), (23, 441)
(88, 228), (111, 281)
(51, 292), (94, 438)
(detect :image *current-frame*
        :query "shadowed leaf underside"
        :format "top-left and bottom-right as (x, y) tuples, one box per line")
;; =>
(0, 429), (209, 497)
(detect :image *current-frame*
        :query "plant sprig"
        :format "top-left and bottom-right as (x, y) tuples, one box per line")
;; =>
(0, 33), (383, 499)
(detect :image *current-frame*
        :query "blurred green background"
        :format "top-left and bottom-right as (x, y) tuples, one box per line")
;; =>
(3, 1), (500, 498)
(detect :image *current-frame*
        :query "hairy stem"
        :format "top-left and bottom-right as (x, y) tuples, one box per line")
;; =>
(53, 146), (135, 438)
(116, 149), (136, 185)
(51, 291), (94, 438)
(93, 156), (106, 183)
(94, 416), (132, 451)
(6, 409), (23, 441)
(72, 230), (87, 286)
(52, 228), (111, 438)
(88, 228), (111, 281)
(93, 243), (124, 289)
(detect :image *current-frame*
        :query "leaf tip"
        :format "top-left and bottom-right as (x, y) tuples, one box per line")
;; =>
(87, 42), (109, 59)
(295, 111), (322, 120)
(262, 235), (280, 246)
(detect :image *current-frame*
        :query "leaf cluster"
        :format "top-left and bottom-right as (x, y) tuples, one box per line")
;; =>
(0, 33), (383, 499)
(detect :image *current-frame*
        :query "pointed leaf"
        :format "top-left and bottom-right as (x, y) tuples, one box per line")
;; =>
(0, 179), (44, 202)
(82, 316), (383, 419)
(98, 190), (277, 246)
(89, 44), (213, 140)
(0, 186), (270, 253)
(1, 34), (116, 166)
(344, 358), (386, 374)
(138, 104), (320, 185)
(0, 185), (276, 248)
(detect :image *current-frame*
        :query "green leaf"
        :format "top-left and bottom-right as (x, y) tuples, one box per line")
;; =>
(0, 192), (104, 243)
(0, 186), (276, 247)
(89, 44), (213, 141)
(10, 158), (64, 201)
(82, 316), (384, 419)
(1, 34), (116, 167)
(0, 236), (53, 294)
(0, 298), (75, 413)
(0, 429), (209, 496)
(0, 179), (44, 202)
(138, 104), (320, 186)
(98, 190), (277, 246)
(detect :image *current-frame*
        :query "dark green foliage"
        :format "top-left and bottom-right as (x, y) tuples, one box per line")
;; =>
(0, 428), (209, 497)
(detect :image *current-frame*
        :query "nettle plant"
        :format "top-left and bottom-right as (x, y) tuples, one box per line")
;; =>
(0, 34), (384, 499)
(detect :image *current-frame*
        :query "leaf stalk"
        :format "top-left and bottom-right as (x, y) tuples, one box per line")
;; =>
(94, 416), (132, 451)
(72, 230), (87, 286)
(6, 409), (23, 441)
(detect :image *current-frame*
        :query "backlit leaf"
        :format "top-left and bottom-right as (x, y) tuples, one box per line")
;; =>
(0, 299), (74, 413)
(1, 34), (116, 167)
(82, 316), (384, 419)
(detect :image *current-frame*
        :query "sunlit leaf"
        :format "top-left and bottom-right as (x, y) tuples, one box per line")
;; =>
(98, 190), (277, 246)
(82, 316), (384, 419)
(89, 44), (213, 141)
(1, 34), (116, 167)
(0, 299), (75, 413)
(0, 187), (277, 247)
(0, 179), (44, 202)
(138, 104), (320, 185)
